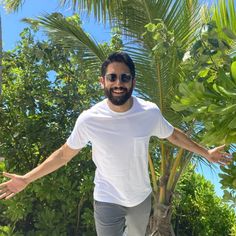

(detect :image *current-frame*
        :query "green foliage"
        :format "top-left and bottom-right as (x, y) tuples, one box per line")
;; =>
(172, 167), (236, 236)
(171, 11), (236, 208)
(219, 151), (236, 208)
(143, 20), (184, 62)
(35, 13), (108, 63)
(172, 21), (236, 145)
(0, 27), (104, 235)
(231, 61), (236, 82)
(0, 225), (15, 236)
(211, 0), (236, 43)
(1, 1), (234, 235)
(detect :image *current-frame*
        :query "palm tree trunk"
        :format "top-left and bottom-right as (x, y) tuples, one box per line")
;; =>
(147, 202), (175, 236)
(146, 148), (187, 236)
(146, 174), (175, 236)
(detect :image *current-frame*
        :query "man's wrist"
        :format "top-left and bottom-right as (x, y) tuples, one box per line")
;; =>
(203, 149), (211, 161)
(23, 174), (33, 185)
(196, 147), (210, 160)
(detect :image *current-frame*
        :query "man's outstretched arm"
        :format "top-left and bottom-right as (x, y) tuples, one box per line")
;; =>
(0, 143), (80, 200)
(167, 128), (232, 165)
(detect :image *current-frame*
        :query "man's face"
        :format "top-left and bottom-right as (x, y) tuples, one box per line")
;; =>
(100, 62), (136, 106)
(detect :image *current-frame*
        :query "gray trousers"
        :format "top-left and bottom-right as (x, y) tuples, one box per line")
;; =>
(94, 194), (151, 236)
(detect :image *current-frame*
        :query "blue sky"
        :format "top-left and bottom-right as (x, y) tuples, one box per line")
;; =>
(0, 0), (111, 50)
(0, 1), (225, 197)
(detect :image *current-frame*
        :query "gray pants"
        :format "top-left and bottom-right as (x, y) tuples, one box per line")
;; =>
(94, 194), (151, 236)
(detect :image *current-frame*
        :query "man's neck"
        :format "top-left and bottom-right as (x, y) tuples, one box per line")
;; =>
(107, 97), (133, 113)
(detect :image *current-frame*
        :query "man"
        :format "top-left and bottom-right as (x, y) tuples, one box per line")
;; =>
(0, 52), (231, 236)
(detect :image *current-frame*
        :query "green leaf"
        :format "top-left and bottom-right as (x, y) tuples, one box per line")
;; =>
(198, 68), (209, 78)
(230, 61), (236, 83)
(207, 104), (221, 113)
(0, 162), (6, 171)
(213, 84), (236, 98)
(222, 27), (236, 40)
(221, 104), (236, 113)
(225, 133), (236, 144)
(228, 117), (236, 128)
(145, 23), (156, 32)
(171, 102), (187, 111)
(207, 75), (216, 83)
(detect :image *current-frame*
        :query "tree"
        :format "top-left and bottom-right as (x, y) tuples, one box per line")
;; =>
(172, 166), (236, 236)
(171, 0), (236, 210)
(0, 27), (104, 235)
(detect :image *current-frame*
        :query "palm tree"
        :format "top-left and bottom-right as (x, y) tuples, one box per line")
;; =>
(1, 1), (207, 235)
(27, 2), (203, 235)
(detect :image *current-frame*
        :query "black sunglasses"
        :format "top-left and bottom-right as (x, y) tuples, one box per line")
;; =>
(104, 73), (133, 83)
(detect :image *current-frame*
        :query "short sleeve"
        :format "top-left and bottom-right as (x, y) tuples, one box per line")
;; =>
(151, 105), (174, 139)
(66, 112), (90, 149)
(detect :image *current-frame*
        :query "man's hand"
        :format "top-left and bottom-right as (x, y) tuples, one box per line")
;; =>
(0, 144), (79, 201)
(206, 145), (232, 165)
(167, 128), (232, 166)
(0, 172), (29, 200)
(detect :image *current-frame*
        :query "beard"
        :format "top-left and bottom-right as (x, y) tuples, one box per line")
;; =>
(104, 84), (134, 106)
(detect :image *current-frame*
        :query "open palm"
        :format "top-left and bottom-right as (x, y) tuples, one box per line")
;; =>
(0, 172), (29, 200)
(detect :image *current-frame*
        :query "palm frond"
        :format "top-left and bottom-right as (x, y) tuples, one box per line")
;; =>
(24, 13), (108, 71)
(1, 0), (24, 12)
(212, 0), (236, 41)
(60, 0), (122, 24)
(65, 0), (201, 50)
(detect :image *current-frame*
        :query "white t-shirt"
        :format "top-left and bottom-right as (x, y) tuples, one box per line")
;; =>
(67, 96), (174, 207)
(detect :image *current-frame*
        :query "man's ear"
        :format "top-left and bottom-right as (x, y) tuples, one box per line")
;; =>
(99, 77), (105, 89)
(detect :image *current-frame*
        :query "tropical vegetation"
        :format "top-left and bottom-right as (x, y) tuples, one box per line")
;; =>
(0, 0), (235, 235)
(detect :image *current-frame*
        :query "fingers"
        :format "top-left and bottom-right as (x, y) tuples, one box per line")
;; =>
(213, 144), (233, 166)
(0, 190), (15, 200)
(0, 173), (13, 191)
(0, 184), (18, 200)
(0, 174), (15, 200)
(0, 183), (17, 200)
(0, 186), (6, 192)
(0, 182), (7, 188)
(0, 186), (9, 199)
(217, 154), (232, 166)
(0, 172), (15, 188)
(0, 191), (8, 200)
(0, 172), (15, 189)
(2, 172), (15, 179)
(5, 192), (16, 200)
(222, 153), (232, 158)
(217, 161), (227, 166)
(215, 144), (226, 151)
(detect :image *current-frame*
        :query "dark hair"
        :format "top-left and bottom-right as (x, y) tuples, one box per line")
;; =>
(101, 52), (135, 78)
